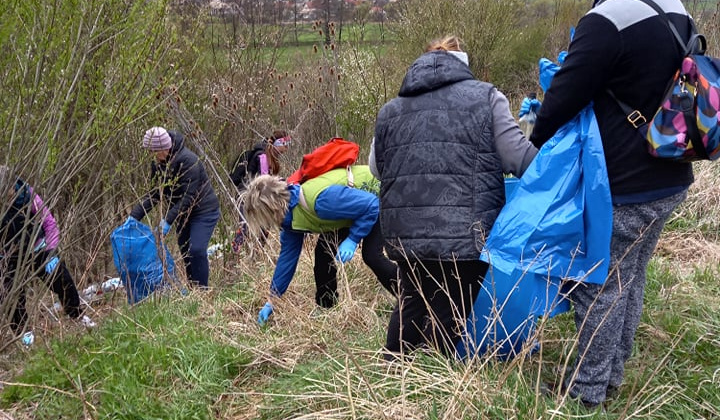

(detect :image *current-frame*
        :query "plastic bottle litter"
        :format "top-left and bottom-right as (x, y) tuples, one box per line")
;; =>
(207, 243), (224, 259)
(21, 331), (34, 347)
(519, 92), (537, 138)
(101, 277), (123, 293)
(82, 284), (98, 298)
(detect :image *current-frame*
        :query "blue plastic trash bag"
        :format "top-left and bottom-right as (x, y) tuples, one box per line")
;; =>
(504, 176), (520, 198)
(539, 58), (561, 93)
(457, 106), (613, 360)
(111, 217), (176, 304)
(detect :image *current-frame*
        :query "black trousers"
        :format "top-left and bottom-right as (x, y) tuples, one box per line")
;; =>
(313, 222), (398, 308)
(1, 249), (82, 334)
(385, 259), (488, 358)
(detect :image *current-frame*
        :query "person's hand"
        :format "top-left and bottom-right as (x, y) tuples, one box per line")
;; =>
(160, 219), (171, 236)
(557, 50), (568, 65)
(335, 238), (358, 263)
(45, 256), (60, 274)
(257, 302), (273, 325)
(518, 97), (542, 118)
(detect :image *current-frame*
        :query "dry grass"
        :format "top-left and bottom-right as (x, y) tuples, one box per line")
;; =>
(656, 162), (720, 275)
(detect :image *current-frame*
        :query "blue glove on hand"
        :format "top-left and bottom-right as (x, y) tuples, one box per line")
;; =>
(45, 256), (60, 274)
(160, 219), (171, 235)
(335, 238), (359, 264)
(557, 50), (568, 65)
(518, 97), (542, 118)
(257, 302), (273, 325)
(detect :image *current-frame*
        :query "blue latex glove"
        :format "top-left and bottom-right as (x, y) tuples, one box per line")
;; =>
(518, 97), (542, 118)
(45, 256), (60, 274)
(257, 302), (273, 325)
(160, 219), (171, 235)
(335, 238), (359, 263)
(557, 50), (568, 65)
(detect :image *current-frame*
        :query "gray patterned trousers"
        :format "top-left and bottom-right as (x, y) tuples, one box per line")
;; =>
(565, 190), (687, 405)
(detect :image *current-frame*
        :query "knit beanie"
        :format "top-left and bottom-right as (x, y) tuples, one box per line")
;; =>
(142, 127), (172, 151)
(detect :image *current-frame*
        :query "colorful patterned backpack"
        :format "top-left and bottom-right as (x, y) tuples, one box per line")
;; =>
(613, 0), (719, 162)
(645, 54), (720, 161)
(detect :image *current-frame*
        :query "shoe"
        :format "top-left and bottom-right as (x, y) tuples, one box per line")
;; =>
(78, 315), (96, 328)
(21, 331), (35, 347)
(542, 381), (605, 412)
(579, 399), (606, 413)
(309, 306), (329, 319)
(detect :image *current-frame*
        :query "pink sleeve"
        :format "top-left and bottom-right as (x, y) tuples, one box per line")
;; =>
(29, 187), (61, 250)
(259, 153), (269, 175)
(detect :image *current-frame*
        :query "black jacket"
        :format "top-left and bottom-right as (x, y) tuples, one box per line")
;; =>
(131, 132), (219, 225)
(530, 0), (694, 198)
(229, 142), (266, 191)
(374, 51), (504, 261)
(1, 179), (33, 251)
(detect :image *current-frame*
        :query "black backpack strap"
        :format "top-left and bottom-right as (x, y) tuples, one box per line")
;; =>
(634, 0), (691, 54)
(608, 0), (704, 130)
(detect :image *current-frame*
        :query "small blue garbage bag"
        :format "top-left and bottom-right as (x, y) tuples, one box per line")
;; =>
(111, 218), (176, 304)
(457, 105), (613, 360)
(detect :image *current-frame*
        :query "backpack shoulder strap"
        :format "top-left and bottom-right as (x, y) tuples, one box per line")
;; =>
(610, 0), (706, 129)
(634, 0), (693, 54)
(346, 166), (354, 188)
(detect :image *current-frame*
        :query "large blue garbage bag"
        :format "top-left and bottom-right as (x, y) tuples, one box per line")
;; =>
(111, 218), (176, 304)
(457, 105), (613, 360)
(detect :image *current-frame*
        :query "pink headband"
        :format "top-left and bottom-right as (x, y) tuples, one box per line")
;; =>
(273, 136), (291, 147)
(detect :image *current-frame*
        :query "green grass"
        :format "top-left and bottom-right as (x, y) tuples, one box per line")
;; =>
(1, 293), (251, 419)
(3, 222), (720, 420)
(2, 253), (719, 419)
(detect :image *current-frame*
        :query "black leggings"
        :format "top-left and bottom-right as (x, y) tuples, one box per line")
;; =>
(1, 250), (82, 334)
(313, 222), (398, 308)
(385, 259), (488, 358)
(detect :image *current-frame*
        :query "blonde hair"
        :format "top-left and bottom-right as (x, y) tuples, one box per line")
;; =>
(240, 175), (291, 235)
(425, 35), (463, 53)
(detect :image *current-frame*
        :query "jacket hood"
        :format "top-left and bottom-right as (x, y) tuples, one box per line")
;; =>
(398, 51), (475, 97)
(168, 131), (185, 156)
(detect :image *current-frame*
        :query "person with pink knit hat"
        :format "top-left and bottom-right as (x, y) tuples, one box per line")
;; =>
(129, 127), (220, 288)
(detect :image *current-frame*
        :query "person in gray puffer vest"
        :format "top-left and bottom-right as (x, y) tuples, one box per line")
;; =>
(370, 35), (537, 359)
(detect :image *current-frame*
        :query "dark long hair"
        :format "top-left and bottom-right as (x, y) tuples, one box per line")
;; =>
(264, 130), (289, 175)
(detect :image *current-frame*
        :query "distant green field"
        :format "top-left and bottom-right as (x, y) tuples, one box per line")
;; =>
(280, 22), (395, 45)
(202, 20), (394, 46)
(199, 21), (395, 70)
